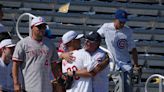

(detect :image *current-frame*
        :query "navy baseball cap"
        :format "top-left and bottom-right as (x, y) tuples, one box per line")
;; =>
(86, 31), (101, 42)
(115, 9), (128, 22)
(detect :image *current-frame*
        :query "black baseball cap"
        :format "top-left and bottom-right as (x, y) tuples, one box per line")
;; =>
(85, 31), (101, 42)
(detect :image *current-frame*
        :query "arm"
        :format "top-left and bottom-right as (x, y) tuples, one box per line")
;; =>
(12, 61), (21, 92)
(67, 69), (93, 77)
(51, 62), (62, 79)
(131, 48), (138, 67)
(67, 54), (110, 77)
(59, 52), (74, 62)
(90, 54), (110, 76)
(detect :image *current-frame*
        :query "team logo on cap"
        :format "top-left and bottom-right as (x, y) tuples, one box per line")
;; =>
(117, 39), (127, 49)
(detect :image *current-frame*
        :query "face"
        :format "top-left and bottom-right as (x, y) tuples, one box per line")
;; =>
(32, 24), (46, 41)
(66, 39), (81, 50)
(84, 39), (99, 52)
(114, 19), (126, 30)
(2, 46), (15, 62)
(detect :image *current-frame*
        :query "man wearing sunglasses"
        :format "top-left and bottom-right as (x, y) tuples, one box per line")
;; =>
(12, 17), (58, 92)
(83, 31), (110, 92)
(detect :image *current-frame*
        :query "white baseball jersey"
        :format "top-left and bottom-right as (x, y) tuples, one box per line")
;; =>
(62, 49), (98, 92)
(97, 23), (135, 71)
(91, 48), (110, 92)
(12, 36), (58, 92)
(0, 58), (13, 91)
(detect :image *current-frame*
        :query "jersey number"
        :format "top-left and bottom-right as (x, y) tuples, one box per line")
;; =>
(67, 66), (80, 80)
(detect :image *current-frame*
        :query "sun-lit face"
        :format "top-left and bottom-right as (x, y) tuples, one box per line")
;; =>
(114, 19), (126, 30)
(84, 39), (99, 52)
(66, 39), (81, 50)
(32, 24), (46, 41)
(2, 46), (15, 63)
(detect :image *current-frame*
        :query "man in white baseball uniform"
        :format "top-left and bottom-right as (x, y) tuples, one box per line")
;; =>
(62, 30), (95, 92)
(12, 16), (58, 92)
(97, 9), (140, 92)
(0, 39), (15, 92)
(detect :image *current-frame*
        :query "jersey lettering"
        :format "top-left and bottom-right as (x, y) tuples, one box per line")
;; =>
(67, 66), (80, 80)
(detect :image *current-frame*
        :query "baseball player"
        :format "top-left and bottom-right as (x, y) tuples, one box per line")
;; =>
(12, 16), (58, 92)
(0, 39), (15, 91)
(97, 9), (140, 92)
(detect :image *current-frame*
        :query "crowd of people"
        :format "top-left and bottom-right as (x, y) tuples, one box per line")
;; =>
(0, 3), (141, 92)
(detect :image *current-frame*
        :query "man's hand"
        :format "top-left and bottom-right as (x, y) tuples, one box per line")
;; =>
(14, 83), (21, 92)
(133, 65), (142, 75)
(61, 52), (74, 62)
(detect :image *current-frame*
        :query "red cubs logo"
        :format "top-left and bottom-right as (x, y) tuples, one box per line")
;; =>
(117, 39), (127, 49)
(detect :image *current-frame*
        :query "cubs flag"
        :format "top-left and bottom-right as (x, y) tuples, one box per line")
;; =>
(58, 3), (70, 13)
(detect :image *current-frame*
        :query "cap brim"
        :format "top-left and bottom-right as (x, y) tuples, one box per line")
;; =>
(6, 44), (16, 48)
(118, 18), (127, 22)
(32, 22), (47, 27)
(75, 34), (84, 39)
(35, 22), (47, 26)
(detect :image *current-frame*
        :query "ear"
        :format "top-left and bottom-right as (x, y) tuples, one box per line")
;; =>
(1, 47), (5, 53)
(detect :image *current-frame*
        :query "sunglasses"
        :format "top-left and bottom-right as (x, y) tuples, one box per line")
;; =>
(36, 24), (47, 30)
(85, 39), (97, 44)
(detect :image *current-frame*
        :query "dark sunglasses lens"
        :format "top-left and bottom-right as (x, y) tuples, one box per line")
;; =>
(37, 25), (46, 30)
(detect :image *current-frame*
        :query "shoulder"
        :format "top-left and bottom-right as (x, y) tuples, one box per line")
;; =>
(74, 49), (90, 57)
(16, 36), (30, 46)
(101, 23), (113, 28)
(94, 48), (106, 57)
(100, 23), (115, 30)
(124, 25), (133, 32)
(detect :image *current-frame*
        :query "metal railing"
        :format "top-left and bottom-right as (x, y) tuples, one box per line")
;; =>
(145, 74), (164, 92)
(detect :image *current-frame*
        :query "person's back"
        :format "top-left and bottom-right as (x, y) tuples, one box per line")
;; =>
(61, 31), (95, 92)
(62, 49), (93, 92)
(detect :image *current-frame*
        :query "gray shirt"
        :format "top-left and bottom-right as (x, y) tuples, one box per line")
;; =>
(13, 36), (58, 92)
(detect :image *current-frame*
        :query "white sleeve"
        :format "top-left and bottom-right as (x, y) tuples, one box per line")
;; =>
(86, 59), (98, 72)
(97, 24), (105, 37)
(12, 41), (25, 62)
(83, 52), (98, 72)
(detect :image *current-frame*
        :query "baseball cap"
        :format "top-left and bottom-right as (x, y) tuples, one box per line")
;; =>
(115, 9), (128, 22)
(0, 39), (15, 49)
(62, 30), (84, 44)
(86, 31), (101, 42)
(30, 16), (47, 27)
